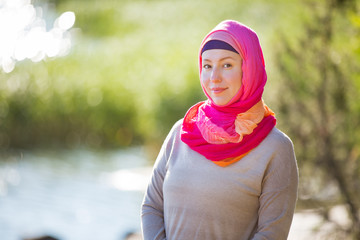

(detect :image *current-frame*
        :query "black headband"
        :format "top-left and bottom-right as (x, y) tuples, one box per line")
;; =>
(201, 40), (239, 55)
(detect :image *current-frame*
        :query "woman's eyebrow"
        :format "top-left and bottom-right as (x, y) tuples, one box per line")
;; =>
(203, 56), (235, 62)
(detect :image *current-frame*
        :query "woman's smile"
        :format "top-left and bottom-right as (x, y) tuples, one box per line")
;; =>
(210, 87), (228, 94)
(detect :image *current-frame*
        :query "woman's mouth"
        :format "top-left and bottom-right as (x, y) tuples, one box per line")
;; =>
(210, 87), (227, 94)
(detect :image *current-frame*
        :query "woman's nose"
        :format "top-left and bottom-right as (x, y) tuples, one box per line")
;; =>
(210, 67), (221, 82)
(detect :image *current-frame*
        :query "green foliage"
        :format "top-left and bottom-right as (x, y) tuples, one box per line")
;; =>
(273, 0), (360, 237)
(2, 0), (298, 150)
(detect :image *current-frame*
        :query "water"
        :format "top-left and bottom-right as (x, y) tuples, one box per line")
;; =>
(0, 148), (152, 240)
(0, 148), (349, 240)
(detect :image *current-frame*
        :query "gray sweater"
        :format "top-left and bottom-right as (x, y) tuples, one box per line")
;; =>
(141, 120), (298, 240)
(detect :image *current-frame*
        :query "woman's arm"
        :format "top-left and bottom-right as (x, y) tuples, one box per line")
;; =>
(141, 121), (180, 240)
(141, 143), (168, 240)
(252, 134), (299, 240)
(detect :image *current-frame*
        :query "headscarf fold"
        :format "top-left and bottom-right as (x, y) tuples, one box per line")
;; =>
(181, 20), (276, 167)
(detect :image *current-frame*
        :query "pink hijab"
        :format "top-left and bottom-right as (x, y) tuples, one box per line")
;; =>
(181, 20), (276, 167)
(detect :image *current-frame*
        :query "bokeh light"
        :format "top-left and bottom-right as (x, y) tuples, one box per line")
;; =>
(0, 0), (75, 73)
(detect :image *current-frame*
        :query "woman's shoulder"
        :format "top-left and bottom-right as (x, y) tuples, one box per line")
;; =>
(162, 119), (183, 143)
(255, 127), (297, 171)
(263, 127), (294, 150)
(168, 118), (184, 135)
(173, 118), (184, 129)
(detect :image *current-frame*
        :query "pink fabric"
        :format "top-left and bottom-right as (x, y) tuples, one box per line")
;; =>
(181, 20), (276, 162)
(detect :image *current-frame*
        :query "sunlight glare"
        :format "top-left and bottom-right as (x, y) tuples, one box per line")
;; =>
(100, 168), (152, 192)
(0, 0), (76, 73)
(57, 11), (76, 31)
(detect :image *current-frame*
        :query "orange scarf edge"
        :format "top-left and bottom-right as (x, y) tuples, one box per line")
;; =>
(213, 151), (251, 167)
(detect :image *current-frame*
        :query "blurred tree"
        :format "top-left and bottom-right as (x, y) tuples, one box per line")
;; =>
(274, 0), (360, 238)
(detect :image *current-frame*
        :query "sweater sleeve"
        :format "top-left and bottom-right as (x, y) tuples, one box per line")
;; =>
(141, 121), (180, 240)
(252, 132), (299, 240)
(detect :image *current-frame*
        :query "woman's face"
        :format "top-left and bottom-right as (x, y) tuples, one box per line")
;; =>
(201, 49), (243, 106)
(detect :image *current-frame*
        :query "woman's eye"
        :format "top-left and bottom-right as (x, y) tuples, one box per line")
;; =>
(224, 63), (232, 68)
(203, 64), (211, 69)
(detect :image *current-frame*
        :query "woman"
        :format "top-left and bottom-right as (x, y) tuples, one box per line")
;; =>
(141, 20), (298, 240)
